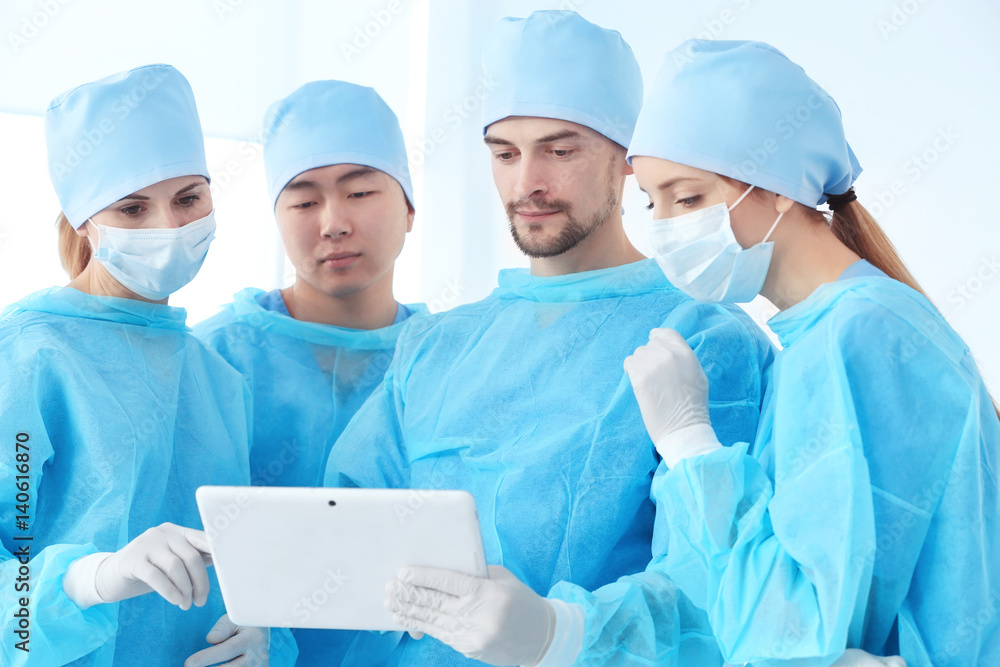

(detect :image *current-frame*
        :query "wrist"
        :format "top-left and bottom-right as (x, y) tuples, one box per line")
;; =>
(531, 599), (585, 667)
(655, 422), (722, 468)
(63, 552), (113, 609)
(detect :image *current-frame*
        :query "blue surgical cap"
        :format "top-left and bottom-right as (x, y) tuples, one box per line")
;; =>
(263, 80), (413, 211)
(482, 10), (643, 149)
(45, 64), (209, 229)
(628, 40), (862, 207)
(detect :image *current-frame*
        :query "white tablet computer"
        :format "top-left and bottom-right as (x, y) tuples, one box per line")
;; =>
(195, 485), (488, 631)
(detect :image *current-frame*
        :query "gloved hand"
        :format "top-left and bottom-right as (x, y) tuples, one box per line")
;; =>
(623, 327), (721, 467)
(96, 523), (212, 610)
(385, 565), (555, 667)
(185, 614), (270, 667)
(63, 522), (213, 610)
(831, 649), (907, 666)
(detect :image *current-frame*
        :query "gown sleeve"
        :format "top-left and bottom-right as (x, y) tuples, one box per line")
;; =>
(546, 304), (775, 666)
(0, 349), (120, 665)
(653, 302), (972, 665)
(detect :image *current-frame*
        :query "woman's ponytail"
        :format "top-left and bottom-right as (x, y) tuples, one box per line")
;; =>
(828, 195), (1000, 421)
(828, 197), (926, 298)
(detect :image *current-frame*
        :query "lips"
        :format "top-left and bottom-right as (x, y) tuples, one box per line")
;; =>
(322, 251), (361, 261)
(319, 251), (361, 268)
(516, 209), (561, 219)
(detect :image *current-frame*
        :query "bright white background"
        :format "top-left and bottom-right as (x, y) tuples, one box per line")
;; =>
(1, 0), (998, 391)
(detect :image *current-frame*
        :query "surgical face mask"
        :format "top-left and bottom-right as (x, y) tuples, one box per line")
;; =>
(89, 210), (216, 300)
(650, 186), (782, 303)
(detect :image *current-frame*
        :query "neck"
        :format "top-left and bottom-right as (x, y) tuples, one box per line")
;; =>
(529, 211), (646, 277)
(283, 270), (398, 330)
(68, 261), (166, 304)
(761, 213), (861, 310)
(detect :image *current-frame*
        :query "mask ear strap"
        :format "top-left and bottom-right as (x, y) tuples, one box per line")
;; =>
(762, 211), (784, 244)
(728, 185), (755, 212)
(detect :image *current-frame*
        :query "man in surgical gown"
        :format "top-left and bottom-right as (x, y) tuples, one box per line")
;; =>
(194, 80), (426, 664)
(323, 11), (775, 666)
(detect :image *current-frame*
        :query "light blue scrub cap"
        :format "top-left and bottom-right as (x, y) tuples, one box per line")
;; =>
(628, 40), (862, 207)
(263, 80), (413, 211)
(482, 10), (643, 148)
(45, 64), (209, 229)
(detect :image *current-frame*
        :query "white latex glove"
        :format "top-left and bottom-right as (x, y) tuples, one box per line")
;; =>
(831, 649), (907, 666)
(385, 565), (555, 667)
(185, 614), (270, 667)
(623, 327), (721, 467)
(63, 522), (213, 610)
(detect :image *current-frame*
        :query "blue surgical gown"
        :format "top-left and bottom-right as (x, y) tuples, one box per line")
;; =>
(0, 287), (297, 666)
(655, 272), (1000, 666)
(193, 287), (426, 664)
(324, 259), (776, 665)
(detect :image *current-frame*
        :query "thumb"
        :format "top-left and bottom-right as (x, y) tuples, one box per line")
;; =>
(206, 614), (239, 644)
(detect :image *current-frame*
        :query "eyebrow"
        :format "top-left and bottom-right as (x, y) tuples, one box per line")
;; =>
(483, 129), (583, 147)
(656, 177), (699, 191)
(284, 167), (379, 192)
(335, 166), (378, 184)
(116, 180), (205, 202)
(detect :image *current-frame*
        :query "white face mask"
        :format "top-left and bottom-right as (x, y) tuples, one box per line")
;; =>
(650, 185), (782, 303)
(89, 210), (216, 300)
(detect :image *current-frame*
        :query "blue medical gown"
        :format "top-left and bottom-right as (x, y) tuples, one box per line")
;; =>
(324, 259), (776, 665)
(193, 288), (427, 488)
(0, 287), (297, 666)
(194, 287), (426, 664)
(656, 276), (1000, 666)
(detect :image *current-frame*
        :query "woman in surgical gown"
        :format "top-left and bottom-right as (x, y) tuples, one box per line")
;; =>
(0, 65), (294, 665)
(624, 40), (999, 667)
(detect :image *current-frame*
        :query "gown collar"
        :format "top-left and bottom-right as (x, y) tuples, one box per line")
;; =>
(493, 259), (670, 303)
(3, 286), (188, 330)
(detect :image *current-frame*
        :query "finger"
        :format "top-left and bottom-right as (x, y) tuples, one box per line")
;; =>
(622, 354), (634, 374)
(393, 612), (445, 643)
(648, 327), (684, 345)
(167, 532), (212, 608)
(883, 659), (906, 667)
(132, 559), (185, 608)
(390, 596), (474, 639)
(397, 566), (481, 597)
(184, 635), (247, 667)
(387, 580), (456, 610)
(147, 549), (194, 610)
(207, 614), (240, 644)
(171, 544), (211, 607)
(178, 527), (213, 555)
(407, 630), (424, 640)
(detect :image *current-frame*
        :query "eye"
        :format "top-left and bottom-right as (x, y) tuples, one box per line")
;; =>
(292, 201), (316, 209)
(551, 149), (573, 158)
(347, 191), (372, 199)
(177, 195), (200, 207)
(119, 204), (144, 217)
(677, 195), (702, 208)
(494, 151), (516, 162)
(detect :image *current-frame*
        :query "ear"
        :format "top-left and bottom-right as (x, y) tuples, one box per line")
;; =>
(75, 219), (91, 238)
(406, 203), (415, 233)
(622, 161), (634, 176)
(774, 194), (796, 214)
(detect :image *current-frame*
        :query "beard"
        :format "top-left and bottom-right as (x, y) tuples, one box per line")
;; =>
(505, 161), (620, 259)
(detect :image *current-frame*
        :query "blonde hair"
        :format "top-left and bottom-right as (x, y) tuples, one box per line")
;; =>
(57, 212), (91, 279)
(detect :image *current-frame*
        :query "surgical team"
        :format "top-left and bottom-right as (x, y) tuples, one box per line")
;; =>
(1, 9), (997, 667)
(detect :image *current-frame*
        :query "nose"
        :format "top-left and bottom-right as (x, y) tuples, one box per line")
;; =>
(512, 155), (548, 202)
(318, 202), (351, 239)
